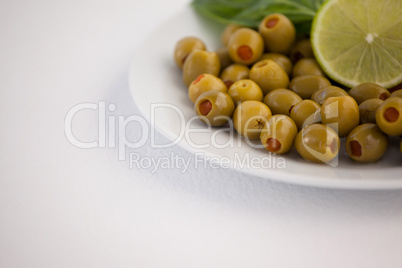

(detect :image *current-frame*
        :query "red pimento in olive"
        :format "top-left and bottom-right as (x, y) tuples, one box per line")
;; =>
(266, 138), (281, 152)
(260, 115), (297, 154)
(346, 124), (388, 163)
(376, 97), (402, 136)
(237, 45), (253, 61)
(194, 91), (235, 127)
(227, 28), (264, 65)
(265, 18), (278, 28)
(199, 100), (212, 116)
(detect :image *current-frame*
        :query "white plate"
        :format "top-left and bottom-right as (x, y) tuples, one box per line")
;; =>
(129, 6), (402, 189)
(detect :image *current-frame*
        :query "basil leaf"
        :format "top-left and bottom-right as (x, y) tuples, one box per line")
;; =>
(192, 0), (325, 35)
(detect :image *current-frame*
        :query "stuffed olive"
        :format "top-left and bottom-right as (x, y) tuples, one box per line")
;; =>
(346, 123), (388, 163)
(260, 115), (298, 154)
(311, 86), (348, 106)
(321, 96), (359, 137)
(182, 50), (220, 87)
(263, 88), (302, 115)
(259, 53), (293, 76)
(295, 124), (340, 163)
(228, 79), (263, 105)
(375, 97), (402, 136)
(194, 91), (235, 127)
(290, 100), (321, 130)
(258, 13), (296, 54)
(292, 58), (325, 77)
(349, 82), (390, 104)
(289, 75), (331, 99)
(249, 59), (289, 95)
(174, 37), (206, 69)
(220, 64), (250, 89)
(227, 28), (264, 65)
(233, 101), (272, 140)
(358, 99), (383, 124)
(188, 74), (227, 103)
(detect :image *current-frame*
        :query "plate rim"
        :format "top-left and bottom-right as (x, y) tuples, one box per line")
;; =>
(128, 5), (402, 190)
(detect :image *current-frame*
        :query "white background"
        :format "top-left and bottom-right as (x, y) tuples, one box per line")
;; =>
(1, 0), (402, 267)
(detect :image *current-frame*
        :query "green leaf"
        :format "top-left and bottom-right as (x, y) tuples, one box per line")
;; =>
(192, 0), (325, 35)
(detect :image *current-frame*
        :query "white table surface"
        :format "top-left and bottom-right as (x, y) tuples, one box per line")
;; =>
(1, 0), (401, 267)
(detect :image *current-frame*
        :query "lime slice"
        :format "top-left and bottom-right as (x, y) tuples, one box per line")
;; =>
(311, 0), (402, 88)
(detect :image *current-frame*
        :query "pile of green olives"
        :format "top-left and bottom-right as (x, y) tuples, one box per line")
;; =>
(173, 13), (401, 165)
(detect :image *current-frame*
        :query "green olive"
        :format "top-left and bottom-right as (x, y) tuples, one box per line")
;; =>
(358, 99), (383, 124)
(292, 58), (325, 78)
(227, 28), (264, 65)
(258, 13), (296, 54)
(390, 89), (402, 98)
(289, 38), (314, 63)
(260, 115), (297, 154)
(174, 37), (206, 69)
(375, 97), (402, 136)
(228, 79), (263, 105)
(215, 47), (233, 70)
(188, 74), (227, 103)
(194, 91), (235, 127)
(221, 24), (242, 47)
(182, 50), (220, 87)
(346, 123), (388, 163)
(289, 75), (331, 99)
(263, 88), (302, 115)
(290, 100), (321, 130)
(259, 53), (293, 76)
(249, 59), (289, 95)
(233, 100), (272, 140)
(295, 124), (340, 163)
(349, 82), (390, 104)
(311, 86), (348, 106)
(321, 96), (359, 137)
(220, 64), (250, 89)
